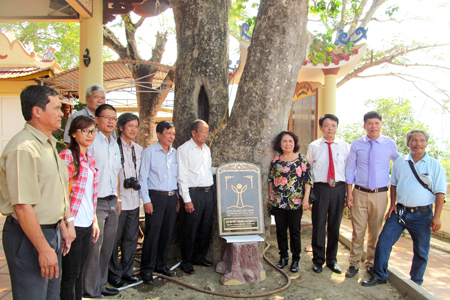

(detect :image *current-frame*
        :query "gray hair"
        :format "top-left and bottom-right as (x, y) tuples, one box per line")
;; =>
(406, 129), (429, 143)
(85, 84), (106, 98)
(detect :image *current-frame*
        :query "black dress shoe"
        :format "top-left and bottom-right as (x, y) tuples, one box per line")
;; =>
(181, 266), (195, 275)
(109, 278), (126, 288)
(345, 266), (359, 278)
(276, 257), (289, 269)
(155, 268), (175, 277)
(362, 276), (387, 287)
(102, 287), (119, 296)
(290, 260), (299, 272)
(312, 263), (323, 273)
(194, 259), (213, 267)
(122, 275), (139, 283)
(326, 263), (342, 274)
(141, 273), (154, 284)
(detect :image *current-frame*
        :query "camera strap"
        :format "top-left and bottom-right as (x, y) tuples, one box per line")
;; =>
(117, 137), (138, 178)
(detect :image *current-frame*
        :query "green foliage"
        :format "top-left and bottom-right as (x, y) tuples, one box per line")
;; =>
(229, 0), (257, 39)
(339, 97), (450, 181)
(0, 22), (80, 70)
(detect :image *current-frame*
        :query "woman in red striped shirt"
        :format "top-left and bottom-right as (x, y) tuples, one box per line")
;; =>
(59, 115), (100, 300)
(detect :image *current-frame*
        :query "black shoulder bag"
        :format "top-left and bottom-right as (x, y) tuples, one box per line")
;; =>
(408, 160), (435, 195)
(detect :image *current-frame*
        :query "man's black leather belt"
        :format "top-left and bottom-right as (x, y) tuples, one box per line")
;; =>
(315, 181), (345, 187)
(149, 190), (177, 196)
(397, 203), (432, 213)
(189, 186), (212, 192)
(355, 185), (388, 193)
(98, 195), (117, 201)
(7, 215), (61, 229)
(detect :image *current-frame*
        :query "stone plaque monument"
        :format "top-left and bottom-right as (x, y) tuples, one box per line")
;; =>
(216, 162), (264, 236)
(216, 162), (266, 285)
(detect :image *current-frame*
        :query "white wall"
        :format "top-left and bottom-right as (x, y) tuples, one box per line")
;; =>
(0, 96), (25, 152)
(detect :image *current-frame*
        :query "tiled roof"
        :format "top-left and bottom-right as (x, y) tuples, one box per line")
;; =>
(0, 66), (50, 79)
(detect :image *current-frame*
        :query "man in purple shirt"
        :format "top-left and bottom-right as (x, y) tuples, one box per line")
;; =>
(344, 111), (400, 278)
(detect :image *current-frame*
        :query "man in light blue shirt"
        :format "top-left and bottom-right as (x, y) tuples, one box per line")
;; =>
(345, 111), (400, 278)
(362, 129), (447, 287)
(139, 121), (179, 284)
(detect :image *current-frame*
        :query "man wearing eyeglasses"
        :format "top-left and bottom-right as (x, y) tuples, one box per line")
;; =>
(108, 113), (143, 288)
(177, 120), (217, 275)
(83, 104), (122, 298)
(63, 84), (117, 143)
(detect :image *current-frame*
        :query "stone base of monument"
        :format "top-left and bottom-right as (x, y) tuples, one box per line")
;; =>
(216, 242), (266, 285)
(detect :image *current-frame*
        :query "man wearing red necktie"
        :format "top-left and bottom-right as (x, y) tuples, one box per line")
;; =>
(305, 114), (350, 274)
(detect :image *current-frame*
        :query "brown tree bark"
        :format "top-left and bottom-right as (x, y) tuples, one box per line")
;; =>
(170, 0), (230, 147)
(171, 0), (309, 263)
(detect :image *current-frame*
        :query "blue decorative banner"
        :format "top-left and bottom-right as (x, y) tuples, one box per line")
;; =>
(334, 27), (368, 46)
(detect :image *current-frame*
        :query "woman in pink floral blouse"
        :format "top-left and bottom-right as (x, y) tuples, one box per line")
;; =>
(267, 131), (313, 273)
(59, 116), (100, 300)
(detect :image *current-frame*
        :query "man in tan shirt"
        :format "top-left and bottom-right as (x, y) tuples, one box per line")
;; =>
(0, 85), (75, 300)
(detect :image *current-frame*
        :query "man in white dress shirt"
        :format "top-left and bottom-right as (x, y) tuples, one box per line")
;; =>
(108, 113), (143, 288)
(83, 104), (122, 298)
(306, 114), (350, 274)
(177, 120), (217, 275)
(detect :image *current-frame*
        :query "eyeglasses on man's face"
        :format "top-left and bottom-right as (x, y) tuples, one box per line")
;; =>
(99, 115), (118, 122)
(77, 129), (96, 136)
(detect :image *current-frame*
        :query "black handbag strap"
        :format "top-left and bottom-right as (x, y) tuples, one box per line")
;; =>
(408, 160), (434, 195)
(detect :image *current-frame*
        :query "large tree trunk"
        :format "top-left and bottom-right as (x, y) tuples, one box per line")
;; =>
(170, 0), (230, 146)
(171, 0), (309, 263)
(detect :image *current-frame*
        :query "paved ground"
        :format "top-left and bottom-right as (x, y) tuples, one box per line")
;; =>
(0, 215), (449, 299)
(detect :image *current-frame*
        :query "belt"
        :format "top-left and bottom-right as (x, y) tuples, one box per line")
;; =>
(355, 185), (388, 193)
(6, 215), (61, 229)
(98, 195), (117, 201)
(189, 186), (212, 192)
(149, 190), (177, 196)
(315, 181), (345, 187)
(397, 203), (432, 213)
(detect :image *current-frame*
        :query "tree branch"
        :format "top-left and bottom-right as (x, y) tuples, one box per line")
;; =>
(122, 14), (142, 61)
(340, 43), (450, 88)
(370, 17), (417, 23)
(135, 17), (145, 30)
(344, 73), (450, 113)
(351, 0), (387, 36)
(347, 0), (368, 36)
(337, 0), (347, 31)
(386, 62), (450, 71)
(103, 26), (129, 60)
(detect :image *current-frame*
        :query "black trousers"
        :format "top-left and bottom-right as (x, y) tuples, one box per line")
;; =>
(140, 192), (177, 274)
(3, 217), (61, 300)
(109, 207), (140, 280)
(180, 189), (214, 269)
(311, 183), (346, 265)
(272, 207), (303, 261)
(61, 225), (92, 300)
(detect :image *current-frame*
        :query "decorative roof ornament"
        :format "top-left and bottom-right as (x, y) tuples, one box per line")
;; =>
(229, 59), (240, 72)
(334, 27), (368, 46)
(240, 23), (252, 42)
(42, 46), (56, 61)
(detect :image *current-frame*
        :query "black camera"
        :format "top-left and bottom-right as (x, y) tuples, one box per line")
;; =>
(123, 177), (141, 191)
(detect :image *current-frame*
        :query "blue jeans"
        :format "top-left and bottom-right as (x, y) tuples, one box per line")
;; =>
(373, 206), (432, 285)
